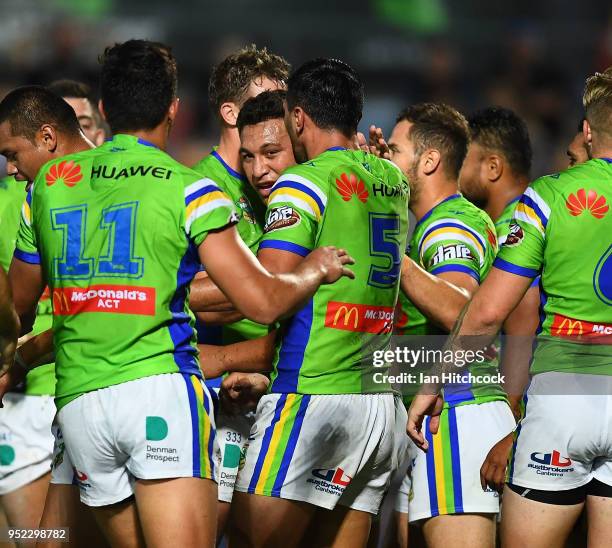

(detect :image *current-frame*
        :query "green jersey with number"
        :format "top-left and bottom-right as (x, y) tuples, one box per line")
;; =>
(495, 158), (612, 375)
(15, 134), (237, 409)
(394, 193), (506, 406)
(260, 148), (409, 394)
(192, 150), (269, 344)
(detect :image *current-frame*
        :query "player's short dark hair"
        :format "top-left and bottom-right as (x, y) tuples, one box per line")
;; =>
(99, 40), (177, 133)
(237, 90), (286, 133)
(208, 45), (290, 115)
(468, 107), (532, 177)
(48, 79), (102, 126)
(0, 85), (81, 141)
(287, 58), (363, 138)
(397, 103), (469, 179)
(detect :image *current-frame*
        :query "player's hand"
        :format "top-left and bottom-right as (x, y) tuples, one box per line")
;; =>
(368, 125), (391, 159)
(480, 432), (514, 493)
(407, 393), (444, 452)
(220, 372), (270, 415)
(354, 132), (370, 152)
(305, 246), (355, 284)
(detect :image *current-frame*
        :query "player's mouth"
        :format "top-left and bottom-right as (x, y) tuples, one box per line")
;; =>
(255, 180), (275, 199)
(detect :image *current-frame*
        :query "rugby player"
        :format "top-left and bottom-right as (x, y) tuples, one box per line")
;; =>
(384, 104), (514, 548)
(190, 46), (289, 530)
(48, 80), (106, 146)
(229, 58), (409, 548)
(5, 40), (352, 547)
(408, 68), (612, 548)
(0, 86), (98, 539)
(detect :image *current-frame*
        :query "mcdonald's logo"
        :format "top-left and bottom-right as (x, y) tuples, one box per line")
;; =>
(550, 313), (612, 343)
(52, 288), (70, 314)
(324, 301), (394, 333)
(333, 305), (359, 329)
(557, 317), (583, 336)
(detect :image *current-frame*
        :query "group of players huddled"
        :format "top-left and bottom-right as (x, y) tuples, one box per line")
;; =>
(0, 40), (609, 548)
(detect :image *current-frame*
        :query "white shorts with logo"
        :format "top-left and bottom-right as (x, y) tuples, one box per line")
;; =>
(0, 393), (55, 495)
(509, 372), (612, 491)
(49, 422), (76, 486)
(234, 393), (407, 514)
(215, 408), (255, 503)
(56, 373), (217, 506)
(408, 400), (514, 522)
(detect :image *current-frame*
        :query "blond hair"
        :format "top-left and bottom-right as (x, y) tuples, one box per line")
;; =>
(583, 67), (612, 139)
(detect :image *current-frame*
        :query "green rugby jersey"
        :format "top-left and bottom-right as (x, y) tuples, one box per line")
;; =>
(394, 193), (506, 406)
(193, 150), (269, 345)
(0, 177), (25, 271)
(495, 158), (612, 375)
(495, 196), (520, 246)
(260, 147), (410, 394)
(0, 177), (55, 395)
(15, 134), (237, 409)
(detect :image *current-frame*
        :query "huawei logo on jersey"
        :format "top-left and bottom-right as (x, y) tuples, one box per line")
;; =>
(46, 160), (83, 187)
(565, 189), (608, 219)
(336, 173), (369, 203)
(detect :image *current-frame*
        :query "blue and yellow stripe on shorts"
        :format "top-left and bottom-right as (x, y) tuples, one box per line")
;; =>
(424, 407), (464, 516)
(247, 394), (310, 497)
(183, 374), (215, 479)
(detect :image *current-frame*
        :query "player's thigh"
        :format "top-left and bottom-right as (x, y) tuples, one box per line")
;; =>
(500, 485), (583, 548)
(229, 490), (315, 548)
(586, 489), (612, 548)
(134, 477), (217, 548)
(0, 472), (49, 529)
(308, 506), (372, 548)
(90, 496), (145, 548)
(38, 484), (109, 548)
(422, 513), (495, 548)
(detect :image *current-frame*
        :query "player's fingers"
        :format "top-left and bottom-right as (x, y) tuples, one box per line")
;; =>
(480, 462), (489, 491)
(429, 414), (440, 435)
(369, 125), (378, 145)
(341, 267), (355, 280)
(339, 253), (355, 265)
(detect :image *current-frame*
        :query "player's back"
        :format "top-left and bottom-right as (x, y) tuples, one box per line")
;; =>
(261, 148), (409, 394)
(496, 158), (612, 374)
(20, 134), (234, 408)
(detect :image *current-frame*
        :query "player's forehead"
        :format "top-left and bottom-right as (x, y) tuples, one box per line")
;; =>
(389, 120), (413, 147)
(63, 97), (94, 120)
(241, 118), (286, 148)
(0, 120), (30, 151)
(243, 77), (285, 102)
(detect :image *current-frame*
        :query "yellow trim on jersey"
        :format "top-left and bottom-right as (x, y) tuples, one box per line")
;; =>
(268, 188), (322, 220)
(515, 202), (545, 234)
(420, 227), (484, 260)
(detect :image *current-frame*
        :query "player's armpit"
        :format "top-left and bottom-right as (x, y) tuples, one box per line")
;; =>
(8, 258), (44, 335)
(199, 331), (276, 378)
(400, 257), (474, 332)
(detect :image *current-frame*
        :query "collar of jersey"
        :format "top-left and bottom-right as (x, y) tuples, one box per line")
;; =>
(414, 193), (462, 230)
(326, 146), (347, 152)
(599, 157), (612, 164)
(105, 134), (159, 149)
(211, 150), (247, 181)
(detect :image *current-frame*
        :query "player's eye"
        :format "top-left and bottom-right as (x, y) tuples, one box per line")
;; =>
(265, 150), (280, 158)
(241, 152), (253, 162)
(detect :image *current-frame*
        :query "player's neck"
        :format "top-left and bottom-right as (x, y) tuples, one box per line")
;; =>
(591, 142), (612, 160)
(61, 133), (95, 155)
(216, 127), (243, 174)
(123, 128), (169, 150)
(411, 181), (459, 222)
(303, 129), (353, 160)
(486, 175), (529, 222)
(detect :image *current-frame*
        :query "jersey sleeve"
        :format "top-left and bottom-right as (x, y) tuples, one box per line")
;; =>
(418, 217), (487, 283)
(259, 171), (326, 257)
(184, 177), (238, 247)
(14, 189), (40, 264)
(494, 184), (551, 278)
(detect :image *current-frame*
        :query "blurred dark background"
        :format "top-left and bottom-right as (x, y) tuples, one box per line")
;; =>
(1, 0), (611, 175)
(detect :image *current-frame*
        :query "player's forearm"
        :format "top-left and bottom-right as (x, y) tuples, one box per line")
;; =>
(18, 328), (54, 368)
(199, 332), (275, 377)
(195, 310), (245, 325)
(0, 270), (19, 375)
(189, 276), (234, 312)
(400, 257), (470, 332)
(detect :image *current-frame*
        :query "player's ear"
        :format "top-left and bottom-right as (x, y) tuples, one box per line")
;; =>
(220, 102), (239, 127)
(39, 124), (58, 153)
(98, 100), (107, 122)
(167, 97), (180, 126)
(486, 154), (503, 182)
(583, 119), (592, 157)
(293, 107), (305, 136)
(422, 149), (440, 176)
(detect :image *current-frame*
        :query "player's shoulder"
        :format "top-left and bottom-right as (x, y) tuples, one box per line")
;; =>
(273, 161), (328, 194)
